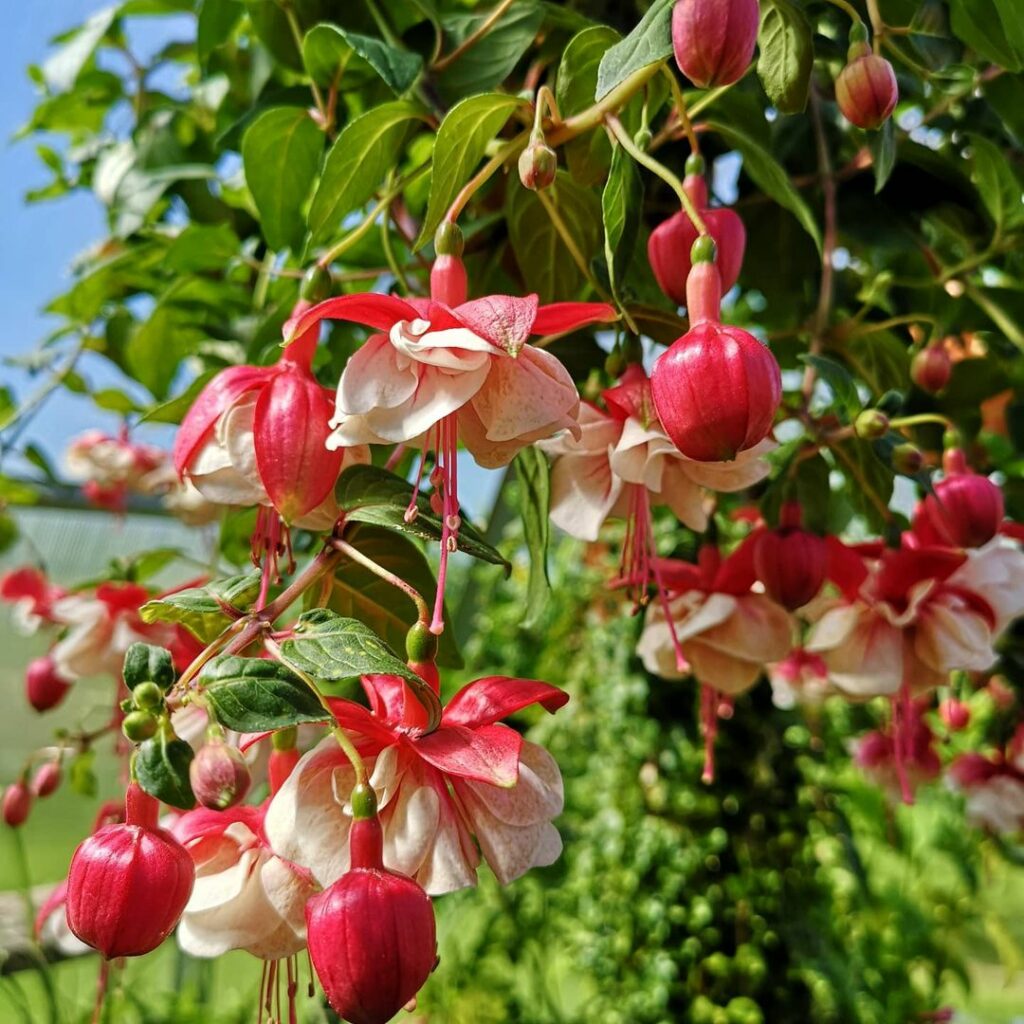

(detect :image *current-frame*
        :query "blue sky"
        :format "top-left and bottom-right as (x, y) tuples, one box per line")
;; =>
(1, 2), (187, 465)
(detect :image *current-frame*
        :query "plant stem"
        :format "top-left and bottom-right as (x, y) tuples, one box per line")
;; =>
(605, 114), (708, 235)
(889, 413), (953, 431)
(332, 537), (431, 625)
(280, 2), (326, 118)
(433, 0), (517, 71)
(548, 62), (664, 145)
(445, 134), (527, 225)
(661, 65), (700, 154)
(846, 313), (937, 336)
(824, 0), (863, 27)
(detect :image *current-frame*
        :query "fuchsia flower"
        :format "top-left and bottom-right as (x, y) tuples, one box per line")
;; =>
(174, 323), (367, 527)
(306, 812), (437, 1024)
(671, 0), (760, 89)
(750, 503), (829, 611)
(949, 734), (1024, 834)
(286, 282), (615, 631)
(768, 648), (830, 709)
(65, 428), (165, 511)
(171, 804), (316, 961)
(66, 784), (194, 959)
(542, 365), (771, 668)
(853, 699), (941, 798)
(637, 543), (793, 779)
(806, 540), (1024, 699)
(912, 449), (1005, 550)
(0, 567), (66, 633)
(265, 672), (568, 895)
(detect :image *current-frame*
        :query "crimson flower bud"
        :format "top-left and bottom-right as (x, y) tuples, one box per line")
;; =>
(910, 345), (952, 393)
(648, 174), (746, 305)
(32, 762), (62, 799)
(66, 783), (194, 958)
(25, 656), (72, 713)
(306, 815), (437, 1024)
(189, 741), (251, 811)
(651, 261), (781, 462)
(672, 0), (760, 88)
(939, 698), (970, 732)
(836, 45), (898, 130)
(518, 138), (558, 191)
(913, 451), (1004, 548)
(3, 782), (32, 828)
(753, 505), (828, 610)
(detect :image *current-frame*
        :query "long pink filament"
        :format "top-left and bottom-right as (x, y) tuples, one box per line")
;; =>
(431, 414), (461, 634)
(701, 684), (720, 784)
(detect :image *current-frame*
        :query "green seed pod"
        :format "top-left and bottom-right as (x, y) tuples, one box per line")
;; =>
(132, 681), (164, 711)
(122, 710), (160, 743)
(434, 220), (464, 258)
(690, 234), (718, 265)
(406, 622), (439, 664)
(300, 264), (333, 303)
(350, 782), (378, 820)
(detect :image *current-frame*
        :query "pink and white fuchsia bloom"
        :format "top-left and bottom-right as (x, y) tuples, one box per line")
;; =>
(287, 289), (615, 631)
(264, 673), (568, 895)
(65, 428), (165, 510)
(171, 804), (316, 960)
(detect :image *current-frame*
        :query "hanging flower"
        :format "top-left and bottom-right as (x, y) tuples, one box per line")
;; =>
(171, 804), (316, 961)
(853, 700), (941, 798)
(911, 449), (1005, 549)
(948, 743), (1024, 834)
(65, 428), (166, 511)
(265, 673), (568, 895)
(0, 567), (66, 633)
(287, 286), (615, 630)
(637, 544), (793, 779)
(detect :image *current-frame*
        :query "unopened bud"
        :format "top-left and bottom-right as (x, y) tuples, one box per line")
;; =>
(406, 622), (439, 664)
(122, 710), (160, 743)
(633, 127), (653, 152)
(300, 264), (333, 303)
(836, 50), (899, 130)
(518, 139), (558, 191)
(911, 345), (952, 393)
(133, 681), (164, 712)
(3, 782), (32, 827)
(189, 741), (251, 811)
(939, 698), (970, 732)
(854, 409), (890, 440)
(892, 443), (924, 475)
(32, 762), (62, 798)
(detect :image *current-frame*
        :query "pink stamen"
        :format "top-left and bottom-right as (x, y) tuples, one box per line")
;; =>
(404, 432), (433, 524)
(430, 415), (460, 634)
(701, 684), (720, 784)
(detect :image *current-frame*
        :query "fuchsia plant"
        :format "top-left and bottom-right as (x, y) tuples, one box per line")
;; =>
(3, 0), (1024, 1020)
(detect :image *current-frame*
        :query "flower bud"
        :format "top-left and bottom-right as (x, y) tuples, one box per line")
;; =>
(672, 0), (760, 88)
(854, 409), (889, 440)
(518, 138), (558, 191)
(753, 507), (828, 610)
(189, 741), (251, 811)
(647, 185), (746, 305)
(913, 455), (1004, 548)
(123, 710), (160, 743)
(939, 698), (970, 731)
(910, 345), (951, 393)
(3, 782), (32, 828)
(132, 681), (165, 711)
(25, 656), (72, 713)
(306, 815), (437, 1024)
(66, 783), (194, 958)
(651, 318), (781, 462)
(892, 443), (923, 475)
(300, 264), (333, 304)
(32, 762), (62, 799)
(836, 47), (898, 130)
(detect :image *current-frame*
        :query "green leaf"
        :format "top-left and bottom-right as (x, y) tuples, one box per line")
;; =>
(417, 93), (523, 250)
(706, 120), (822, 251)
(844, 330), (910, 396)
(968, 133), (1024, 233)
(69, 749), (98, 798)
(135, 730), (196, 809)
(123, 642), (175, 691)
(756, 0), (813, 115)
(335, 464), (510, 570)
(0, 513), (18, 556)
(801, 354), (862, 420)
(197, 0), (242, 64)
(308, 100), (422, 244)
(325, 524), (462, 668)
(557, 26), (619, 186)
(949, 0), (1023, 72)
(595, 0), (672, 101)
(93, 387), (143, 414)
(870, 118), (896, 194)
(199, 656), (329, 732)
(278, 609), (426, 687)
(514, 447), (550, 629)
(244, 0), (302, 70)
(166, 223), (240, 273)
(602, 143), (643, 298)
(507, 171), (602, 304)
(140, 370), (219, 425)
(0, 386), (15, 429)
(833, 439), (894, 533)
(436, 3), (545, 101)
(242, 107), (323, 252)
(302, 23), (423, 94)
(140, 572), (261, 643)
(42, 5), (118, 92)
